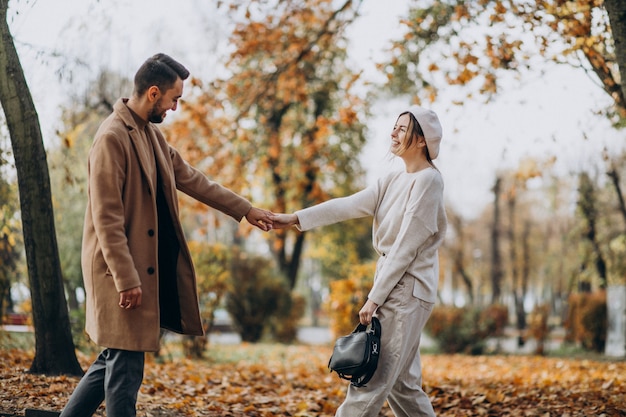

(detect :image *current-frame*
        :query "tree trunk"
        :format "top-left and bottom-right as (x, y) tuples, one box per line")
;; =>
(455, 258), (475, 305)
(0, 0), (82, 376)
(577, 173), (608, 289)
(605, 0), (626, 115)
(507, 192), (526, 347)
(266, 105), (311, 291)
(605, 284), (626, 357)
(518, 220), (532, 347)
(491, 176), (503, 304)
(607, 166), (626, 230)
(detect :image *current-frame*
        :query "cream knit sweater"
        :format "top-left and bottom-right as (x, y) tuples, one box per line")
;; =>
(296, 167), (447, 305)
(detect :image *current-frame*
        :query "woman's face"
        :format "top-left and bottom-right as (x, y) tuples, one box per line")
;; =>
(390, 113), (412, 156)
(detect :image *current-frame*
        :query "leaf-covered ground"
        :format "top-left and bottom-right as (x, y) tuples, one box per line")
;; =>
(1, 343), (626, 416)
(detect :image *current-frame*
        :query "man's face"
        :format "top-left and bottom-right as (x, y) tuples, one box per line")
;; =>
(148, 78), (184, 124)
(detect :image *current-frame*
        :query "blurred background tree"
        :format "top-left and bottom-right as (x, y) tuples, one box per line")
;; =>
(164, 0), (374, 341)
(165, 0), (370, 289)
(0, 0), (82, 375)
(0, 142), (23, 324)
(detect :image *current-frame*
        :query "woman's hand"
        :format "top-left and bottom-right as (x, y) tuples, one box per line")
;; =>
(269, 213), (299, 229)
(359, 299), (378, 325)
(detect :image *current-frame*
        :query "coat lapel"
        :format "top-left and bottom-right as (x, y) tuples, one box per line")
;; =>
(114, 100), (157, 196)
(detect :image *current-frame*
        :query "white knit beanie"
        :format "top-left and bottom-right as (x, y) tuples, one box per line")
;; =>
(406, 105), (443, 160)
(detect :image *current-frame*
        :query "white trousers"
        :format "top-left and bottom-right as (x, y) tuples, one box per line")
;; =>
(336, 274), (436, 417)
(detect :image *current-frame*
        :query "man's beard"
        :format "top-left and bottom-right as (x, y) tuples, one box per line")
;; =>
(148, 101), (165, 124)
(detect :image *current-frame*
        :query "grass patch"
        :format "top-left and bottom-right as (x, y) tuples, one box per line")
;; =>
(201, 342), (328, 367)
(0, 329), (35, 351)
(204, 342), (280, 364)
(546, 342), (626, 362)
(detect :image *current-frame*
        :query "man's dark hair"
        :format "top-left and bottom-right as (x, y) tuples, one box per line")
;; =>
(134, 53), (190, 96)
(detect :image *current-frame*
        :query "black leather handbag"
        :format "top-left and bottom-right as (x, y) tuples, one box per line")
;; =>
(328, 317), (381, 387)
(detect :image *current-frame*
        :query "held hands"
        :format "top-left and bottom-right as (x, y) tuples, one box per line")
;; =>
(244, 208), (300, 231)
(245, 207), (274, 231)
(269, 213), (299, 229)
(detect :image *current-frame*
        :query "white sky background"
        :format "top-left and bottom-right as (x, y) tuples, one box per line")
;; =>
(7, 0), (625, 219)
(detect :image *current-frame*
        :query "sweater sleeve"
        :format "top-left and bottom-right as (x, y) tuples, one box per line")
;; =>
(367, 172), (444, 306)
(295, 185), (379, 231)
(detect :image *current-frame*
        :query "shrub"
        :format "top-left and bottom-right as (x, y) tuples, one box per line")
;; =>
(476, 304), (509, 339)
(226, 251), (289, 343)
(425, 304), (509, 354)
(426, 306), (473, 353)
(184, 241), (233, 357)
(528, 304), (550, 355)
(565, 291), (607, 352)
(269, 292), (306, 344)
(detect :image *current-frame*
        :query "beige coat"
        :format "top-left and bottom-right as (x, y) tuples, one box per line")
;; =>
(81, 98), (252, 352)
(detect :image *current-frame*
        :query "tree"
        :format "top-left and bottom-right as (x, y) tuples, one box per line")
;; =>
(503, 159), (545, 346)
(444, 208), (476, 305)
(165, 0), (369, 290)
(0, 173), (21, 321)
(606, 157), (626, 229)
(0, 0), (82, 375)
(384, 0), (625, 119)
(604, 0), (626, 110)
(490, 176), (504, 304)
(505, 181), (525, 345)
(577, 171), (608, 289)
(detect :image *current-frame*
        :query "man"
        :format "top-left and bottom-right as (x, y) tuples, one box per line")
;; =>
(60, 53), (273, 417)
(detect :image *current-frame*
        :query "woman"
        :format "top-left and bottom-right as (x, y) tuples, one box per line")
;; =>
(271, 106), (447, 417)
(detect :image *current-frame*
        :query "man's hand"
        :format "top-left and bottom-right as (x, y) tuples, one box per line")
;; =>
(269, 213), (299, 229)
(245, 207), (274, 231)
(119, 286), (142, 310)
(359, 299), (378, 325)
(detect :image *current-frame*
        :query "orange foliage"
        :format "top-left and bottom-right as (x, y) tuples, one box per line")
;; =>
(387, 0), (623, 115)
(326, 262), (376, 338)
(163, 0), (368, 289)
(528, 303), (551, 355)
(565, 291), (607, 352)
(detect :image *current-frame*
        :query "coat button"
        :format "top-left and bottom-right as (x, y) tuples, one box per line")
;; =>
(148, 229), (155, 237)
(147, 267), (155, 275)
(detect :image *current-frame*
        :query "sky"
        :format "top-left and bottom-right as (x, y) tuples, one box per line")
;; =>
(7, 0), (625, 219)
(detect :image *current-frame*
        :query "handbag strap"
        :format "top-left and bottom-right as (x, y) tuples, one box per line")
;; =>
(352, 316), (381, 336)
(369, 316), (381, 338)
